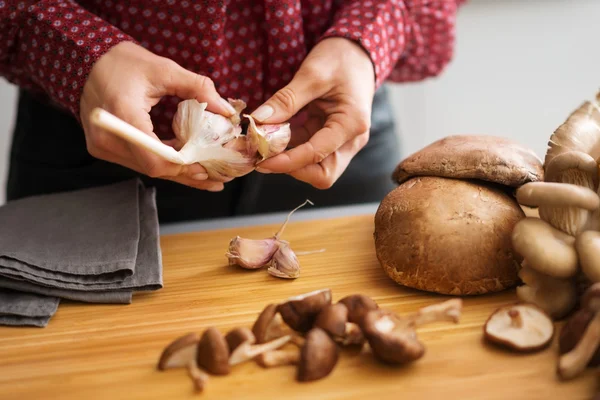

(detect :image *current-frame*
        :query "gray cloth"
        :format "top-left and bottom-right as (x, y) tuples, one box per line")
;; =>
(0, 179), (140, 276)
(0, 179), (163, 307)
(0, 288), (59, 327)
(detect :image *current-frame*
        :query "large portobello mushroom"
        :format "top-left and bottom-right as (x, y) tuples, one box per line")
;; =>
(374, 135), (544, 295)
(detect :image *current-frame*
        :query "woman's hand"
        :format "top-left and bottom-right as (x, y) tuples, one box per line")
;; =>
(251, 37), (375, 189)
(80, 41), (236, 191)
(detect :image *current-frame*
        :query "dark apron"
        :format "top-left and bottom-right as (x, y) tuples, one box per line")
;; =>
(6, 86), (401, 223)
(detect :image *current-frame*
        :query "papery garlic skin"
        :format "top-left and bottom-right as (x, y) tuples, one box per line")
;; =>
(245, 114), (291, 160)
(267, 242), (300, 279)
(226, 236), (279, 269)
(227, 98), (247, 126)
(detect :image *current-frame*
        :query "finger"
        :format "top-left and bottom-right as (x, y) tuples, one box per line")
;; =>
(154, 59), (236, 116)
(288, 114), (325, 148)
(161, 175), (226, 192)
(250, 68), (329, 124)
(256, 114), (350, 173)
(287, 133), (369, 189)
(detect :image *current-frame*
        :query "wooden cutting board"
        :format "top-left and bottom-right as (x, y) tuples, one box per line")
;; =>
(0, 213), (595, 400)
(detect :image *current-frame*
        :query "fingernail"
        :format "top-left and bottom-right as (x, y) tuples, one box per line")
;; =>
(252, 105), (274, 122)
(220, 98), (237, 115)
(191, 172), (208, 180)
(256, 167), (272, 174)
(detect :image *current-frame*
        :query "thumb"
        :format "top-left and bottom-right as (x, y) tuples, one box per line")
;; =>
(156, 60), (236, 117)
(251, 69), (329, 124)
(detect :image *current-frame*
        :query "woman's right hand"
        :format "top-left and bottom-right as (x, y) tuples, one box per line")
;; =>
(80, 41), (235, 191)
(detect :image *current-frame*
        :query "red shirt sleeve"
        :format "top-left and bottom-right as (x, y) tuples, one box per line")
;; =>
(320, 0), (467, 88)
(0, 1), (135, 119)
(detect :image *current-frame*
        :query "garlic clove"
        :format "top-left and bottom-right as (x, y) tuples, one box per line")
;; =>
(182, 145), (256, 181)
(245, 114), (291, 160)
(226, 236), (279, 269)
(267, 242), (300, 279)
(173, 99), (241, 147)
(228, 98), (247, 126)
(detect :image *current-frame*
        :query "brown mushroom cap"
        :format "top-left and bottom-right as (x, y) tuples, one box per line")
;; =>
(314, 303), (348, 338)
(544, 100), (600, 168)
(225, 327), (255, 353)
(544, 150), (599, 191)
(392, 134), (543, 187)
(337, 294), (379, 326)
(196, 327), (231, 375)
(157, 332), (200, 370)
(277, 289), (332, 332)
(516, 182), (600, 210)
(576, 231), (600, 283)
(296, 327), (339, 382)
(483, 303), (554, 352)
(374, 176), (522, 295)
(361, 309), (425, 364)
(559, 308), (600, 367)
(252, 303), (286, 343)
(511, 217), (578, 278)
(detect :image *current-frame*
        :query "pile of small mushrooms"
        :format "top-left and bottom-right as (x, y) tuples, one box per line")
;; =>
(483, 90), (600, 381)
(157, 288), (463, 393)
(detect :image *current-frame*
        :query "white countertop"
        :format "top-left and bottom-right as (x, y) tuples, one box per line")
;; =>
(159, 202), (380, 234)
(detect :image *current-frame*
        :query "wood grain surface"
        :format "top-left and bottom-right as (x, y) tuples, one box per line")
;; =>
(0, 213), (596, 400)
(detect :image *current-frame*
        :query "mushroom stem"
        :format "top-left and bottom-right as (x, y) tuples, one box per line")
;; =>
(558, 312), (600, 380)
(339, 323), (364, 346)
(187, 359), (209, 393)
(407, 299), (463, 327)
(508, 309), (523, 328)
(229, 335), (292, 366)
(255, 348), (300, 368)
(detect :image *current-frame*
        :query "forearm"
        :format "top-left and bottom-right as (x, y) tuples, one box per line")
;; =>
(0, 1), (135, 118)
(320, 0), (467, 87)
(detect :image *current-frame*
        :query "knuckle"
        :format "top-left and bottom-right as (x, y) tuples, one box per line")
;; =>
(272, 86), (297, 113)
(196, 75), (215, 92)
(300, 64), (329, 88)
(354, 113), (371, 134)
(312, 149), (328, 165)
(313, 175), (334, 190)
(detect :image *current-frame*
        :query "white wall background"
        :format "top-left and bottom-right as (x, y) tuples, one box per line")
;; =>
(0, 0), (598, 205)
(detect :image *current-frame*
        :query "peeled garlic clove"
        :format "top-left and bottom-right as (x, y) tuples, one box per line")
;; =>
(245, 114), (291, 160)
(267, 243), (300, 279)
(226, 236), (279, 269)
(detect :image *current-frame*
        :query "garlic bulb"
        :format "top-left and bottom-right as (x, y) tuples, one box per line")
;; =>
(171, 98), (291, 180)
(245, 114), (291, 160)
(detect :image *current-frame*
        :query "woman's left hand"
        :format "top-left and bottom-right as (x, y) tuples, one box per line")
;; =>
(251, 37), (375, 189)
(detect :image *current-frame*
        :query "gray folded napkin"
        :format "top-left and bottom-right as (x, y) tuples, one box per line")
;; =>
(0, 288), (59, 327)
(0, 179), (163, 327)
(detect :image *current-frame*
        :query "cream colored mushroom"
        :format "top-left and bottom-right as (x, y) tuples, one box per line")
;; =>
(544, 151), (599, 191)
(576, 230), (600, 283)
(516, 181), (600, 237)
(516, 263), (577, 320)
(545, 97), (600, 168)
(511, 217), (578, 278)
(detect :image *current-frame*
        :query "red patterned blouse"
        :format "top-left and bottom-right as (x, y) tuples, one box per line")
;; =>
(0, 0), (466, 138)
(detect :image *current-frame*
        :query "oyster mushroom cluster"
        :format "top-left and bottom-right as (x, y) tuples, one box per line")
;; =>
(511, 91), (600, 321)
(226, 200), (314, 279)
(374, 135), (544, 296)
(156, 289), (463, 393)
(90, 98), (291, 182)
